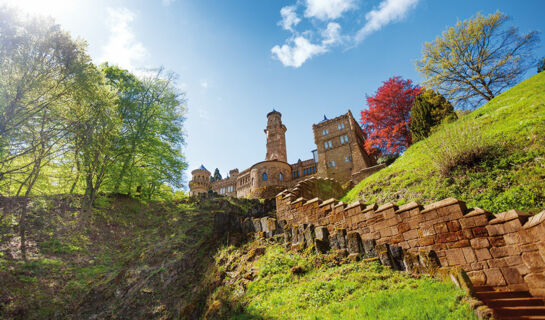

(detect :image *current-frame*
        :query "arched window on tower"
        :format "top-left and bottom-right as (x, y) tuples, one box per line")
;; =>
(262, 173), (268, 181)
(279, 173), (283, 181)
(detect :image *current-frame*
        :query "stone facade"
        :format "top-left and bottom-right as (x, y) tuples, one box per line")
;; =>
(188, 165), (211, 196)
(275, 179), (545, 296)
(189, 110), (382, 198)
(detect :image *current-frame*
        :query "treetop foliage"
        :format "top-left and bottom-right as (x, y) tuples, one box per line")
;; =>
(416, 11), (539, 109)
(0, 8), (187, 204)
(410, 89), (457, 143)
(361, 77), (423, 158)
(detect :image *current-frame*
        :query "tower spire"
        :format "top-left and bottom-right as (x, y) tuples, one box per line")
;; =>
(264, 110), (287, 162)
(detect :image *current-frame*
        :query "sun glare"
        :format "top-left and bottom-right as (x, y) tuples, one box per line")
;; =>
(3, 0), (79, 19)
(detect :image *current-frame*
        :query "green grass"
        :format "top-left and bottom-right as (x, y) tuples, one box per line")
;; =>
(343, 73), (545, 214)
(228, 245), (476, 320)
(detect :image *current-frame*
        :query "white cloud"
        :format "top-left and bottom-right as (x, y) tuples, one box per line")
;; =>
(321, 22), (343, 46)
(272, 0), (419, 68)
(161, 0), (175, 6)
(279, 6), (301, 31)
(271, 36), (327, 68)
(355, 0), (419, 43)
(200, 80), (209, 88)
(100, 7), (148, 71)
(304, 0), (356, 20)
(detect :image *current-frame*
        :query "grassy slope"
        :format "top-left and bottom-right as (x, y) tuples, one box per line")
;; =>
(344, 73), (545, 213)
(0, 195), (254, 319)
(211, 242), (477, 320)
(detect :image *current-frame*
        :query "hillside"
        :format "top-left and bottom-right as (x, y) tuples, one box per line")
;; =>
(0, 195), (271, 319)
(344, 73), (545, 214)
(205, 241), (478, 320)
(0, 194), (481, 319)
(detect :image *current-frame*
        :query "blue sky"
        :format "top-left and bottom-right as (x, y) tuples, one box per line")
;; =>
(4, 0), (545, 186)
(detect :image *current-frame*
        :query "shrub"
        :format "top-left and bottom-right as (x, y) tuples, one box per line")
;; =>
(424, 121), (492, 176)
(410, 89), (457, 142)
(539, 57), (545, 73)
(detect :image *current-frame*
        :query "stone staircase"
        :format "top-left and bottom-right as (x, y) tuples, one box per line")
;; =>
(474, 286), (545, 319)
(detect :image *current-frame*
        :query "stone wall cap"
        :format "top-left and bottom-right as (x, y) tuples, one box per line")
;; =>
(464, 207), (489, 217)
(421, 198), (462, 214)
(346, 200), (365, 210)
(305, 197), (321, 205)
(523, 210), (545, 229)
(363, 203), (378, 212)
(319, 198), (337, 207)
(395, 201), (421, 213)
(376, 203), (397, 212)
(490, 209), (531, 225)
(334, 201), (346, 208)
(291, 197), (306, 204)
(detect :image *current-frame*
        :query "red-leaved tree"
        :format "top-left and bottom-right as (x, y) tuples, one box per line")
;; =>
(361, 76), (423, 158)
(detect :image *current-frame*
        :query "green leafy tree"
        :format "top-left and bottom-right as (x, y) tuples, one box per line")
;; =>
(410, 90), (457, 142)
(211, 168), (222, 182)
(416, 11), (539, 109)
(101, 64), (187, 197)
(538, 57), (545, 73)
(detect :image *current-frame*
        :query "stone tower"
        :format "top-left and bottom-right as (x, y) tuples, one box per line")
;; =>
(264, 109), (287, 163)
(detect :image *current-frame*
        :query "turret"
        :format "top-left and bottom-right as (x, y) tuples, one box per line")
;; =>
(264, 109), (287, 162)
(189, 165), (211, 196)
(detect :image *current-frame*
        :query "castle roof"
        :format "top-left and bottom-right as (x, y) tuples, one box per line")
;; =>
(267, 109), (281, 117)
(199, 164), (209, 171)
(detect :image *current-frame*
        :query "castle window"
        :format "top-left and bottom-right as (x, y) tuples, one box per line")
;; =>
(279, 173), (283, 181)
(262, 173), (268, 181)
(340, 135), (349, 144)
(322, 128), (329, 136)
(324, 140), (333, 150)
(338, 123), (345, 130)
(345, 155), (352, 163)
(328, 160), (336, 168)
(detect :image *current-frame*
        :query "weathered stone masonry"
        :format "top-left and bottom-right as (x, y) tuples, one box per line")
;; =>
(274, 178), (545, 297)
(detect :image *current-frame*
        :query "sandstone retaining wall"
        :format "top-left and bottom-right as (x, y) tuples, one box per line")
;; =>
(275, 182), (545, 296)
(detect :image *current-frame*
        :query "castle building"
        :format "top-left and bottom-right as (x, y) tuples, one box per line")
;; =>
(189, 109), (381, 198)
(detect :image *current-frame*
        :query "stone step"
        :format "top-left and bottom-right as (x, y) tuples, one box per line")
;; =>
(475, 290), (532, 300)
(483, 297), (545, 308)
(494, 306), (545, 317)
(499, 316), (545, 320)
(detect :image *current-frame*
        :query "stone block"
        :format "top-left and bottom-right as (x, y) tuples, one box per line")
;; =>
(437, 232), (458, 243)
(448, 240), (470, 248)
(474, 248), (492, 261)
(315, 226), (329, 241)
(445, 248), (466, 266)
(403, 229), (419, 241)
(304, 225), (315, 248)
(346, 231), (363, 254)
(434, 222), (449, 234)
(522, 251), (545, 270)
(489, 236), (506, 247)
(467, 270), (486, 286)
(447, 220), (461, 232)
(376, 243), (394, 268)
(462, 247), (477, 264)
(524, 273), (545, 295)
(501, 267), (524, 285)
(362, 239), (377, 258)
(397, 222), (411, 234)
(490, 246), (509, 258)
(472, 227), (488, 237)
(330, 229), (347, 251)
(503, 232), (521, 245)
(418, 236), (435, 246)
(252, 218), (263, 232)
(470, 238), (490, 249)
(484, 268), (506, 286)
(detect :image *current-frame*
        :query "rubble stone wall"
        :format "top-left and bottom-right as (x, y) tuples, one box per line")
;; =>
(274, 179), (545, 296)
